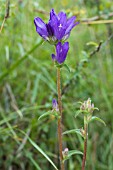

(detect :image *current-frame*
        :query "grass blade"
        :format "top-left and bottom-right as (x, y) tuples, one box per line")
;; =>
(20, 131), (58, 170)
(0, 39), (43, 81)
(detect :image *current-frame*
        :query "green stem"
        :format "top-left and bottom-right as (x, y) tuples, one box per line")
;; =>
(82, 116), (88, 170)
(57, 68), (64, 170)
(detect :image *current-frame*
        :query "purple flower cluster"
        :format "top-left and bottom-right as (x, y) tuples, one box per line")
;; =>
(34, 9), (79, 64)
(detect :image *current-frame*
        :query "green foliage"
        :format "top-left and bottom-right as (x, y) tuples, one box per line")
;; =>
(88, 116), (106, 126)
(38, 111), (52, 120)
(21, 131), (58, 170)
(0, 0), (113, 169)
(63, 150), (83, 162)
(63, 129), (83, 137)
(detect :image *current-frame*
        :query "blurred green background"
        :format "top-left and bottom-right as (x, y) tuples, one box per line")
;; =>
(0, 0), (113, 169)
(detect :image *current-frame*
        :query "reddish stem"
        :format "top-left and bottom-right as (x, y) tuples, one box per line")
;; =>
(82, 116), (88, 170)
(57, 68), (64, 170)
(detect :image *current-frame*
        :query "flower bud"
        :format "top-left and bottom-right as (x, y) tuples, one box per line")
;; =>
(52, 99), (59, 112)
(80, 128), (85, 137)
(62, 148), (69, 159)
(80, 98), (95, 114)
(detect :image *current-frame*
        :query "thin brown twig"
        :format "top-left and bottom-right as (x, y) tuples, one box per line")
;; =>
(82, 19), (113, 25)
(34, 9), (49, 15)
(81, 11), (113, 24)
(90, 41), (103, 56)
(81, 12), (113, 22)
(0, 18), (6, 34)
(0, 0), (10, 34)
(5, 83), (23, 118)
(34, 8), (113, 25)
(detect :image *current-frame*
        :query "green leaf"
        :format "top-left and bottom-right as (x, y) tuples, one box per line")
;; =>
(82, 110), (90, 114)
(54, 62), (63, 68)
(80, 58), (88, 63)
(75, 110), (82, 118)
(21, 131), (58, 170)
(68, 150), (83, 157)
(77, 101), (83, 105)
(81, 51), (89, 58)
(54, 62), (71, 73)
(89, 116), (106, 126)
(75, 110), (90, 119)
(86, 41), (98, 47)
(94, 107), (99, 111)
(38, 111), (52, 120)
(63, 63), (71, 73)
(63, 129), (83, 137)
(63, 150), (83, 162)
(28, 137), (58, 170)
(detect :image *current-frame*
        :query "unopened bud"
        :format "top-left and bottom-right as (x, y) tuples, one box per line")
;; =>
(80, 128), (85, 137)
(52, 99), (59, 112)
(62, 148), (69, 159)
(80, 98), (95, 114)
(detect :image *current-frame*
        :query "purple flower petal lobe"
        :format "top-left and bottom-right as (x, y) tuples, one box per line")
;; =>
(53, 42), (69, 64)
(34, 17), (48, 39)
(51, 54), (56, 60)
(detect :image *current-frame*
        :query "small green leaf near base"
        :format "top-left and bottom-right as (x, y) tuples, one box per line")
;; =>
(38, 111), (52, 120)
(63, 129), (83, 137)
(89, 116), (106, 126)
(63, 150), (83, 162)
(63, 63), (71, 73)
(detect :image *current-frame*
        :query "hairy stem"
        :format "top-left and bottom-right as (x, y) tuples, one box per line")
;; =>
(57, 68), (64, 170)
(82, 116), (88, 170)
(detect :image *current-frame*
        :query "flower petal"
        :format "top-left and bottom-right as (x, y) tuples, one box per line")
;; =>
(52, 99), (57, 108)
(65, 16), (79, 35)
(56, 42), (62, 58)
(56, 12), (67, 40)
(58, 11), (67, 26)
(50, 9), (57, 20)
(57, 28), (66, 40)
(52, 99), (59, 111)
(60, 42), (69, 63)
(56, 42), (69, 64)
(49, 10), (66, 40)
(46, 23), (54, 36)
(51, 54), (56, 60)
(34, 17), (48, 39)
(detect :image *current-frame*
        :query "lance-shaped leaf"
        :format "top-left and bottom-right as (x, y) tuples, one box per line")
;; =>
(63, 129), (83, 137)
(63, 63), (71, 73)
(38, 111), (52, 120)
(63, 150), (83, 162)
(75, 110), (82, 118)
(75, 110), (89, 118)
(20, 131), (58, 170)
(89, 116), (106, 126)
(86, 41), (98, 47)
